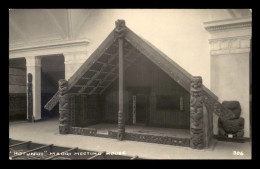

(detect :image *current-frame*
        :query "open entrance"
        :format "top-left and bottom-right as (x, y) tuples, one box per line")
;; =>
(9, 58), (27, 122)
(41, 54), (65, 120)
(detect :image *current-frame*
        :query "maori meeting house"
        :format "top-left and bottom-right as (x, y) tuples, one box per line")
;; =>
(44, 20), (237, 149)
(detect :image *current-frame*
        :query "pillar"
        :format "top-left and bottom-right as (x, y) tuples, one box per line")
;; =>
(26, 56), (41, 121)
(27, 73), (33, 122)
(190, 76), (204, 149)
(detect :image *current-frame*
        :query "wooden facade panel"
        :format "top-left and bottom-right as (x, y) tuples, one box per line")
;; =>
(104, 90), (118, 122)
(100, 54), (190, 129)
(102, 89), (129, 123)
(74, 95), (103, 127)
(74, 96), (82, 126)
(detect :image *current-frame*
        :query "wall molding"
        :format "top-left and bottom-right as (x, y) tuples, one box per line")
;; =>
(9, 39), (90, 59)
(204, 16), (252, 32)
(63, 51), (89, 65)
(209, 36), (251, 55)
(204, 16), (252, 56)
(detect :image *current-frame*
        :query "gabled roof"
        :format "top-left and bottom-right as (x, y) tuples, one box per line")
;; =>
(45, 20), (226, 117)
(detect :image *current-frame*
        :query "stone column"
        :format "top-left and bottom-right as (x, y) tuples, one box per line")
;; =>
(190, 76), (204, 149)
(63, 52), (88, 80)
(26, 56), (41, 121)
(58, 79), (70, 134)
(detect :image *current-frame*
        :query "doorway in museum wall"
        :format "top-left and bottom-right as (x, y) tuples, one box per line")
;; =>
(9, 58), (27, 122)
(41, 54), (65, 120)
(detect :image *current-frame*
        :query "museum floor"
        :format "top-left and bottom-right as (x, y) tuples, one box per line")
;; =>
(9, 117), (251, 159)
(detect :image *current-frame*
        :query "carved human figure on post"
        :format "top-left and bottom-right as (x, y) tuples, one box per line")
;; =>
(116, 19), (127, 140)
(115, 19), (127, 39)
(58, 79), (70, 134)
(190, 76), (204, 149)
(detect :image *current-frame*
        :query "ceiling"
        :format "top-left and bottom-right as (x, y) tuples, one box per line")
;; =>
(226, 9), (251, 18)
(9, 9), (251, 49)
(9, 9), (93, 48)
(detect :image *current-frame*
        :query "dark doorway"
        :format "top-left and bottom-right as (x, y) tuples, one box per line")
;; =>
(9, 58), (27, 122)
(136, 94), (148, 124)
(41, 54), (65, 120)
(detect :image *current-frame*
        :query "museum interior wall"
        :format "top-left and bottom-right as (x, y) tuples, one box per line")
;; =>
(9, 9), (251, 138)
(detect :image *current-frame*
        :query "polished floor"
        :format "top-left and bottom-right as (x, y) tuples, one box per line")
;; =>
(9, 118), (252, 159)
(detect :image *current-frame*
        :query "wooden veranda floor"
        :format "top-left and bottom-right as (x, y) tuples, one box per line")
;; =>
(85, 123), (190, 138)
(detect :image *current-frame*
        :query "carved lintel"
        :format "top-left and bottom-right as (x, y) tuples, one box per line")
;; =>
(114, 19), (127, 39)
(190, 76), (204, 149)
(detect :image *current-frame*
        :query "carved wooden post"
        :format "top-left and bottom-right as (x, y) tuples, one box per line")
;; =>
(58, 79), (70, 134)
(190, 76), (204, 149)
(27, 73), (33, 122)
(115, 19), (127, 140)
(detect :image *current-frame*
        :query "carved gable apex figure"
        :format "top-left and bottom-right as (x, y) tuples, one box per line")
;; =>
(114, 19), (127, 39)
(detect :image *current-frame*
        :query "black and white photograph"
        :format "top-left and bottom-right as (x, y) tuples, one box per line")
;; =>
(9, 9), (252, 160)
